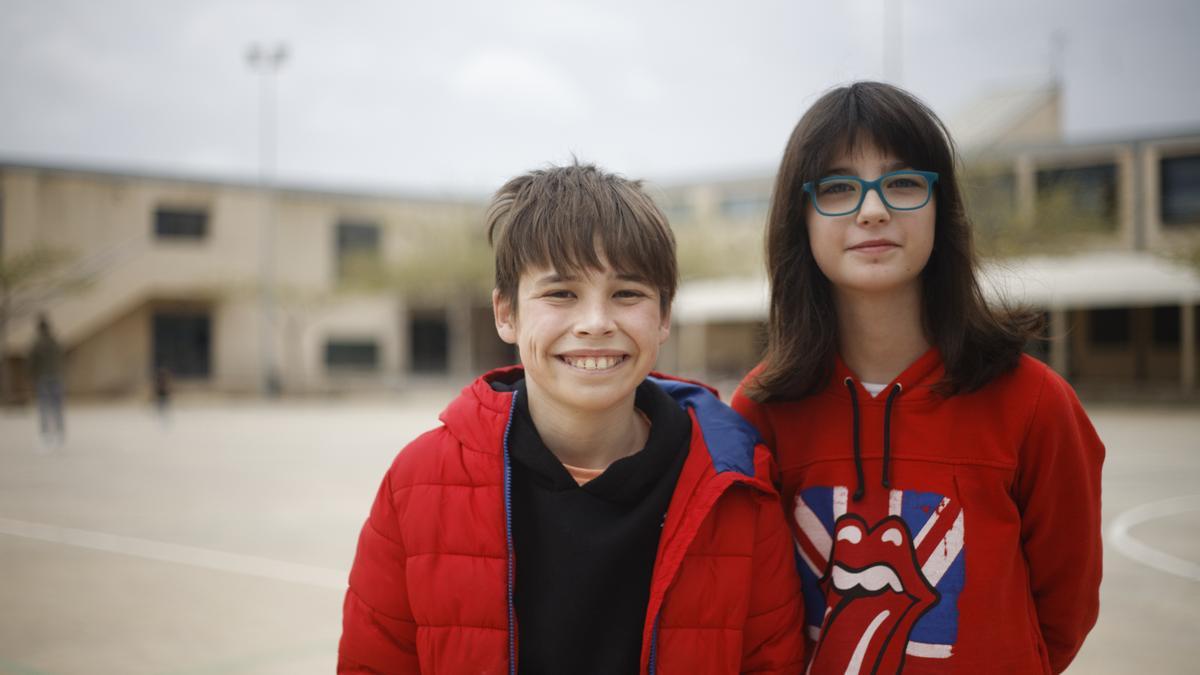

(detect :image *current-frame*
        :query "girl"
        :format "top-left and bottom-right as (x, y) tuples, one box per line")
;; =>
(732, 82), (1104, 674)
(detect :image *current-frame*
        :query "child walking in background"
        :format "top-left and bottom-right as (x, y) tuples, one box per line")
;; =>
(732, 82), (1104, 674)
(340, 162), (804, 674)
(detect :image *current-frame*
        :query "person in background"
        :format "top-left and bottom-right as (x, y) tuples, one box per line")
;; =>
(30, 314), (65, 448)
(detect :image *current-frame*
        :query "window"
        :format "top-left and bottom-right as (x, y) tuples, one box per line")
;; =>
(324, 339), (379, 371)
(719, 195), (770, 220)
(154, 208), (208, 239)
(1161, 154), (1200, 226)
(1036, 164), (1117, 226)
(336, 221), (381, 280)
(662, 203), (693, 225)
(153, 312), (211, 378)
(1152, 306), (1181, 347)
(1087, 308), (1130, 347)
(410, 314), (449, 374)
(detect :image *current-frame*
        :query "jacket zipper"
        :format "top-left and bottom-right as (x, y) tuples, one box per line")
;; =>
(503, 390), (519, 675)
(647, 613), (661, 674)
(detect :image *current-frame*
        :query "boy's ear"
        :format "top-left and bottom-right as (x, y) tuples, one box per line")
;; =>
(658, 304), (672, 344)
(493, 288), (517, 344)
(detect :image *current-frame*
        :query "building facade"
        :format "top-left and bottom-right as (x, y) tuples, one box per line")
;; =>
(0, 163), (509, 398)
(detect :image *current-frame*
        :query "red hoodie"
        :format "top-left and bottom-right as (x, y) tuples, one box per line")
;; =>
(340, 368), (805, 673)
(732, 349), (1104, 674)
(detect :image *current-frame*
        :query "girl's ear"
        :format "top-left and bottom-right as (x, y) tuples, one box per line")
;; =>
(493, 288), (517, 344)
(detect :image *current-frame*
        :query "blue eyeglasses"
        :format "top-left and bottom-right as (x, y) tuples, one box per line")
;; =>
(802, 170), (939, 216)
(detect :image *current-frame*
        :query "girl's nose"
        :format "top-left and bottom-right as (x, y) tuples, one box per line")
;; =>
(856, 187), (891, 226)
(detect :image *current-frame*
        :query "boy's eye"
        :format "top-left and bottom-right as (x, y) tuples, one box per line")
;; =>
(543, 289), (574, 299)
(614, 289), (647, 299)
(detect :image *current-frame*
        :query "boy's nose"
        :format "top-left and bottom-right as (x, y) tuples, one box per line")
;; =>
(857, 188), (890, 226)
(573, 301), (616, 336)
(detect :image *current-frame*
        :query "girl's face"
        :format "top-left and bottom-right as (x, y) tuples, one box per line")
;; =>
(806, 142), (936, 299)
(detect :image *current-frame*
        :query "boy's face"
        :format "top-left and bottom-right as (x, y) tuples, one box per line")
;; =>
(493, 256), (670, 417)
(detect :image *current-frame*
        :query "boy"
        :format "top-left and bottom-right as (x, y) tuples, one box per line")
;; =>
(339, 163), (803, 674)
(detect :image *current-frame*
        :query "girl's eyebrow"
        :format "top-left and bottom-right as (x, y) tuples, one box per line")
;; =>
(822, 160), (911, 177)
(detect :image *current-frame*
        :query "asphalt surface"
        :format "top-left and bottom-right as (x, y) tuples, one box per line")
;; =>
(0, 391), (1197, 674)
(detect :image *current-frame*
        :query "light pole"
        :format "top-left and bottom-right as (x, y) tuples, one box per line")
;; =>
(883, 0), (903, 85)
(246, 42), (288, 397)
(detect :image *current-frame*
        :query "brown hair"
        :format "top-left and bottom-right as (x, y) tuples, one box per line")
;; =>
(486, 161), (678, 314)
(745, 81), (1040, 402)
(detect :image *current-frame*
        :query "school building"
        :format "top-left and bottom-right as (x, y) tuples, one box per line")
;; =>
(2, 84), (1198, 399)
(658, 85), (1200, 397)
(0, 163), (510, 398)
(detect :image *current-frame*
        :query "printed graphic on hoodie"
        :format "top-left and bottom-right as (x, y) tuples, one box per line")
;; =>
(792, 485), (965, 674)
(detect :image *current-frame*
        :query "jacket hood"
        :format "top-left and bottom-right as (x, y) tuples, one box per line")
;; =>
(438, 366), (762, 480)
(830, 346), (945, 405)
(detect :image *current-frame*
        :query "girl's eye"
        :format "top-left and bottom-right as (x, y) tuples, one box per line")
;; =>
(887, 177), (920, 188)
(819, 181), (855, 195)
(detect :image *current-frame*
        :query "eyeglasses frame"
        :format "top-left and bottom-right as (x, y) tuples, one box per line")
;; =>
(802, 169), (940, 216)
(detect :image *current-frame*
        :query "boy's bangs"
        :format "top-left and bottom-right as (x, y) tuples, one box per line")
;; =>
(515, 196), (667, 292)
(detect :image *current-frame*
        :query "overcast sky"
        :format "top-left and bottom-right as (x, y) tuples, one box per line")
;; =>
(1, 0), (1197, 195)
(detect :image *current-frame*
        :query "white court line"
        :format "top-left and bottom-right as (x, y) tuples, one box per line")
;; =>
(1107, 495), (1200, 582)
(0, 517), (347, 590)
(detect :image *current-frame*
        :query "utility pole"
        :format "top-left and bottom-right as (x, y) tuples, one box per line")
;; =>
(246, 42), (288, 397)
(883, 0), (903, 85)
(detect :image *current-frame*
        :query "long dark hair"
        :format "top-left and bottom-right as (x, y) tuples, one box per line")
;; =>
(744, 81), (1039, 402)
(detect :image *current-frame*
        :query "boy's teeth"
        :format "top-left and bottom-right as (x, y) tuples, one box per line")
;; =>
(564, 355), (621, 370)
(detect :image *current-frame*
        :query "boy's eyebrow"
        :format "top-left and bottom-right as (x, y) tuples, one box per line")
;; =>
(528, 271), (653, 287)
(615, 273), (654, 285)
(531, 272), (576, 285)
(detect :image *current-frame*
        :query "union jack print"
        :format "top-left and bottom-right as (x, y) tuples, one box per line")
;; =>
(793, 485), (966, 671)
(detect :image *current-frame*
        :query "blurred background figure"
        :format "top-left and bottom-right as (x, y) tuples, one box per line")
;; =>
(29, 314), (65, 448)
(154, 366), (172, 424)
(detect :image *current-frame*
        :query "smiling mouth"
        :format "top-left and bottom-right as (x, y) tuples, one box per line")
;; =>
(849, 242), (898, 252)
(558, 355), (628, 371)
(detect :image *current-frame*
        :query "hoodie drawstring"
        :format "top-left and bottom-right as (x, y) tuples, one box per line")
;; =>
(881, 383), (902, 490)
(844, 378), (865, 502)
(845, 378), (904, 501)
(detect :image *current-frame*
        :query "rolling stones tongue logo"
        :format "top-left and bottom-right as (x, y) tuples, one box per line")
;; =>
(808, 514), (939, 674)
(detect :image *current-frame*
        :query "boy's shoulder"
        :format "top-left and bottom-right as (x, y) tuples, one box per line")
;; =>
(648, 372), (767, 484)
(385, 371), (518, 489)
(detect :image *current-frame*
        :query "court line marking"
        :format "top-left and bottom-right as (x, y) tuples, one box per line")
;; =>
(1107, 495), (1200, 582)
(0, 517), (346, 590)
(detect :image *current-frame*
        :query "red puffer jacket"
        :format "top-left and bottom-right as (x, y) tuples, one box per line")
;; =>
(339, 368), (805, 674)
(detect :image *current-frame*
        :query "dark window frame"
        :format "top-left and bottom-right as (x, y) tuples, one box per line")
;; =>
(335, 220), (382, 280)
(324, 339), (380, 372)
(1087, 307), (1131, 348)
(1160, 153), (1200, 226)
(154, 207), (209, 240)
(1152, 305), (1181, 347)
(1035, 162), (1119, 224)
(152, 311), (212, 378)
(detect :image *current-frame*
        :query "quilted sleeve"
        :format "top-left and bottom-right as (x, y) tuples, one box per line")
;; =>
(740, 487), (806, 674)
(338, 461), (420, 674)
(1014, 368), (1105, 674)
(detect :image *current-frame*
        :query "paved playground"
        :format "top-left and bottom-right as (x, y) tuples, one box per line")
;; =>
(1, 389), (1197, 674)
